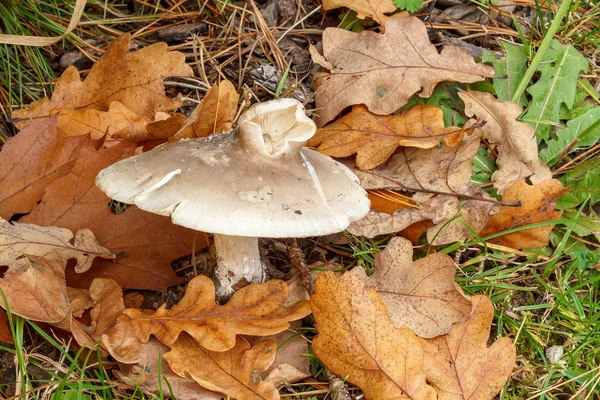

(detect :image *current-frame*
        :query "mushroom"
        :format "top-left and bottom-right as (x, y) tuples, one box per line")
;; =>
(95, 98), (370, 299)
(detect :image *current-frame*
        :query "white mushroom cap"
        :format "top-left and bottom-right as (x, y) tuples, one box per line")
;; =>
(96, 98), (370, 238)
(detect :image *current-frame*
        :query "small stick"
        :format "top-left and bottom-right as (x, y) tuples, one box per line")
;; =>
(287, 239), (315, 295)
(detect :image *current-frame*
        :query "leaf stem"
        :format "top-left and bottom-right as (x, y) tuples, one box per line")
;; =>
(511, 0), (573, 104)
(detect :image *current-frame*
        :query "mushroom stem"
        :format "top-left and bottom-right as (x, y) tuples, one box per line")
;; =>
(213, 234), (268, 300)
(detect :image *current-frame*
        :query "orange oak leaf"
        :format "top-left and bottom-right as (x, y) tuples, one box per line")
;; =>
(0, 116), (86, 219)
(12, 34), (193, 132)
(351, 237), (471, 338)
(459, 90), (552, 194)
(102, 275), (311, 362)
(321, 0), (401, 25)
(420, 296), (516, 400)
(21, 138), (201, 291)
(311, 271), (437, 400)
(312, 17), (494, 126)
(479, 179), (568, 249)
(0, 218), (114, 273)
(309, 105), (464, 170)
(71, 279), (125, 348)
(169, 80), (240, 142)
(52, 101), (152, 140)
(164, 335), (279, 400)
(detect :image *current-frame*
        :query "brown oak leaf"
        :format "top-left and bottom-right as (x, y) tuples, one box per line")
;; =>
(21, 138), (201, 291)
(0, 218), (114, 273)
(459, 90), (552, 194)
(311, 271), (437, 400)
(312, 17), (494, 126)
(322, 0), (401, 25)
(102, 275), (311, 362)
(12, 34), (193, 132)
(420, 296), (516, 400)
(71, 279), (125, 348)
(0, 255), (70, 323)
(309, 104), (464, 170)
(347, 132), (498, 243)
(169, 80), (240, 142)
(0, 116), (86, 219)
(479, 179), (568, 249)
(351, 237), (471, 338)
(165, 335), (279, 400)
(114, 338), (224, 400)
(52, 101), (152, 140)
(247, 321), (311, 385)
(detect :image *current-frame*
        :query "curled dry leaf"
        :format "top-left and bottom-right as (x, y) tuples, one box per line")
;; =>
(458, 90), (552, 194)
(347, 132), (497, 243)
(352, 130), (480, 193)
(103, 275), (311, 362)
(321, 0), (400, 25)
(114, 338), (223, 400)
(351, 237), (471, 338)
(420, 296), (516, 400)
(71, 279), (125, 348)
(311, 271), (437, 400)
(480, 179), (568, 249)
(165, 335), (279, 400)
(169, 80), (240, 142)
(0, 255), (70, 323)
(0, 116), (86, 219)
(309, 105), (464, 170)
(0, 218), (114, 273)
(12, 33), (193, 134)
(312, 17), (494, 126)
(67, 287), (93, 318)
(21, 139), (201, 291)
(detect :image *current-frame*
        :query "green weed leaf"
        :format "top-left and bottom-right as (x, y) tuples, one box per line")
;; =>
(393, 0), (422, 12)
(540, 107), (600, 167)
(522, 40), (588, 141)
(483, 42), (529, 105)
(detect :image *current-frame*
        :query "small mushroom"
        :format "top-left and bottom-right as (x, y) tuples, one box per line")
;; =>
(96, 98), (370, 299)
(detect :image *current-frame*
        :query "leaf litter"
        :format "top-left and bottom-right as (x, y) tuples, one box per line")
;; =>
(2, 4), (595, 397)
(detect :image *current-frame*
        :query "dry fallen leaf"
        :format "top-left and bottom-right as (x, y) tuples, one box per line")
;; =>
(0, 218), (114, 273)
(309, 105), (464, 170)
(347, 132), (497, 243)
(311, 271), (437, 400)
(0, 255), (70, 323)
(352, 130), (480, 193)
(459, 90), (552, 194)
(165, 334), (279, 400)
(420, 296), (516, 400)
(52, 101), (151, 140)
(169, 80), (240, 142)
(21, 139), (202, 291)
(0, 309), (13, 344)
(480, 179), (567, 249)
(322, 0), (399, 25)
(312, 17), (494, 126)
(103, 275), (311, 362)
(247, 321), (311, 385)
(71, 279), (125, 348)
(114, 338), (224, 400)
(351, 237), (471, 338)
(0, 116), (86, 219)
(12, 33), (193, 134)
